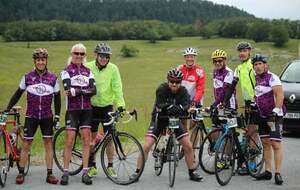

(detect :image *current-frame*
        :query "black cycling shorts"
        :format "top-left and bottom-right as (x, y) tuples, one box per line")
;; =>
(66, 109), (93, 131)
(146, 118), (188, 141)
(90, 105), (113, 133)
(23, 117), (53, 140)
(258, 116), (283, 142)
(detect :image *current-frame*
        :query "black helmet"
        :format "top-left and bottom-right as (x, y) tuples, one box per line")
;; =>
(167, 68), (183, 81)
(251, 54), (268, 64)
(236, 42), (252, 51)
(94, 43), (112, 55)
(32, 48), (48, 59)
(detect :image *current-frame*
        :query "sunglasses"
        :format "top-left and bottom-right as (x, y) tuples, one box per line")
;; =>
(213, 59), (224, 64)
(73, 52), (85, 56)
(98, 54), (110, 59)
(169, 80), (181, 84)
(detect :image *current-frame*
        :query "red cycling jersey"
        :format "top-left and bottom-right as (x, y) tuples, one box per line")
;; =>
(178, 64), (206, 104)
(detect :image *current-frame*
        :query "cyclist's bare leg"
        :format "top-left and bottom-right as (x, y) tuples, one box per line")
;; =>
(43, 138), (54, 169)
(136, 136), (155, 170)
(271, 141), (282, 173)
(19, 140), (33, 167)
(106, 140), (114, 164)
(262, 138), (272, 172)
(80, 127), (91, 169)
(181, 119), (188, 131)
(179, 136), (194, 169)
(63, 130), (76, 170)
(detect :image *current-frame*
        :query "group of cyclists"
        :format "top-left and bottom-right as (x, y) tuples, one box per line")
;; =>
(3, 41), (285, 186)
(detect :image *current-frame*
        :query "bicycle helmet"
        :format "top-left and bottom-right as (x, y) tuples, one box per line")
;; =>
(211, 49), (227, 59)
(94, 43), (112, 55)
(236, 42), (252, 51)
(167, 68), (183, 81)
(183, 47), (198, 56)
(251, 54), (268, 64)
(32, 48), (48, 59)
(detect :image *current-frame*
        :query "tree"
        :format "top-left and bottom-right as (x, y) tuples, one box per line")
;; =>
(270, 25), (289, 47)
(247, 21), (271, 42)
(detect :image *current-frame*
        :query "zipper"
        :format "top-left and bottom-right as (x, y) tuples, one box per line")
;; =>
(39, 75), (42, 119)
(78, 65), (84, 109)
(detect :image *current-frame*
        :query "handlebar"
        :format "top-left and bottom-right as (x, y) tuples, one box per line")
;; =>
(103, 109), (138, 126)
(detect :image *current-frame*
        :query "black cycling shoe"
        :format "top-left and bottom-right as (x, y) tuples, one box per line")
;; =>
(189, 171), (203, 182)
(274, 173), (283, 185)
(255, 171), (272, 180)
(60, 175), (69, 185)
(237, 166), (249, 176)
(82, 173), (93, 185)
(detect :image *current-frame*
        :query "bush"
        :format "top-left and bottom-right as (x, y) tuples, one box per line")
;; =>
(247, 21), (271, 42)
(120, 45), (139, 57)
(270, 25), (289, 47)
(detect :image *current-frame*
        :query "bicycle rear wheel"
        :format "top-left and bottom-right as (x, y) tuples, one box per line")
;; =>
(53, 127), (83, 175)
(199, 128), (222, 174)
(168, 135), (178, 187)
(215, 134), (235, 186)
(190, 123), (205, 166)
(0, 132), (8, 187)
(245, 129), (264, 177)
(100, 132), (145, 185)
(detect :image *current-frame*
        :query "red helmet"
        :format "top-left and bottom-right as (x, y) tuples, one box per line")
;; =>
(32, 48), (48, 59)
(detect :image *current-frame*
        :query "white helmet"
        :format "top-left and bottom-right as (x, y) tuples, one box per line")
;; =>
(183, 47), (198, 56)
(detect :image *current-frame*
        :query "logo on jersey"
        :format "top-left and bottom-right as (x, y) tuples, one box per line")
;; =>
(27, 83), (54, 96)
(196, 69), (204, 78)
(187, 76), (195, 81)
(71, 75), (89, 87)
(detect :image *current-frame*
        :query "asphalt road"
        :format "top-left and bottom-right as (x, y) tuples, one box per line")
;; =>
(2, 133), (300, 190)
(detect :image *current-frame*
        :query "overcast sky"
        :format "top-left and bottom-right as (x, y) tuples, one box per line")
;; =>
(207, 0), (300, 20)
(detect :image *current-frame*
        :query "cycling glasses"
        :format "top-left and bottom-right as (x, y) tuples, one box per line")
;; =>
(98, 54), (110, 59)
(168, 80), (181, 84)
(213, 59), (224, 64)
(73, 52), (85, 56)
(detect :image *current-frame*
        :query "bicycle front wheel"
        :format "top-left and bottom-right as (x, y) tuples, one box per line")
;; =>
(168, 135), (179, 187)
(199, 128), (222, 174)
(53, 127), (83, 175)
(190, 123), (205, 166)
(215, 134), (235, 186)
(0, 132), (8, 187)
(100, 132), (145, 185)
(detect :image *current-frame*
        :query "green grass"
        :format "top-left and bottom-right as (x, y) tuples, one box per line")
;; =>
(1, 37), (299, 156)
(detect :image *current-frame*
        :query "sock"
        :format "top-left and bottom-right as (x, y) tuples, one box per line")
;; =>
(135, 169), (140, 173)
(108, 163), (113, 168)
(63, 169), (69, 176)
(19, 167), (25, 175)
(47, 169), (53, 176)
(82, 168), (88, 175)
(188, 169), (195, 176)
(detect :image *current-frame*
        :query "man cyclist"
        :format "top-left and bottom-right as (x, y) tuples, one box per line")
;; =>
(177, 47), (206, 148)
(252, 54), (284, 185)
(60, 43), (96, 185)
(85, 43), (125, 178)
(5, 48), (61, 185)
(131, 68), (203, 182)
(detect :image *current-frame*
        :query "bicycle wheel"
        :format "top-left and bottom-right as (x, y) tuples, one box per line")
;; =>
(53, 127), (83, 175)
(16, 154), (30, 176)
(199, 128), (222, 174)
(190, 123), (205, 166)
(168, 135), (179, 187)
(153, 138), (164, 176)
(0, 132), (8, 187)
(244, 129), (264, 177)
(100, 132), (145, 185)
(215, 134), (235, 186)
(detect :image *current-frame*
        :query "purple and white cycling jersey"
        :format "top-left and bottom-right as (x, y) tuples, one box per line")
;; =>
(255, 71), (284, 118)
(19, 70), (59, 119)
(61, 63), (94, 111)
(213, 66), (237, 109)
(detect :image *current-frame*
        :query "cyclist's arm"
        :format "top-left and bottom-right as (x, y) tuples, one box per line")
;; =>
(80, 72), (96, 96)
(179, 87), (191, 111)
(112, 66), (125, 108)
(53, 79), (61, 116)
(223, 69), (239, 105)
(270, 74), (284, 108)
(6, 76), (26, 111)
(155, 87), (169, 110)
(193, 69), (205, 103)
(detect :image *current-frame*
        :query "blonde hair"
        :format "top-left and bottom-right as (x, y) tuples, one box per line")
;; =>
(67, 43), (87, 65)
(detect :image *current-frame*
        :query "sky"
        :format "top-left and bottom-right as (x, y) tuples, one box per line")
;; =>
(207, 0), (300, 20)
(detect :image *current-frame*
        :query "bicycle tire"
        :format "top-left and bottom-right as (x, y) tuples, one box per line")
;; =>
(199, 128), (222, 174)
(16, 154), (30, 176)
(0, 132), (8, 187)
(244, 129), (264, 177)
(16, 127), (30, 176)
(190, 123), (205, 166)
(215, 134), (235, 186)
(153, 138), (164, 176)
(100, 131), (145, 185)
(168, 135), (178, 187)
(53, 127), (83, 176)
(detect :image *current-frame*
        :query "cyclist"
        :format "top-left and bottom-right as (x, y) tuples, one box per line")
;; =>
(132, 68), (203, 182)
(252, 54), (284, 185)
(177, 47), (206, 150)
(60, 43), (96, 185)
(85, 43), (125, 178)
(5, 48), (61, 185)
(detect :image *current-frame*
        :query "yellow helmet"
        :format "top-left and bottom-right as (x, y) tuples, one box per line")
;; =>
(211, 49), (227, 59)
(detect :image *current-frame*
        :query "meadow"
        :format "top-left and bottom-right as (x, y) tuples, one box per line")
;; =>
(1, 37), (299, 156)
